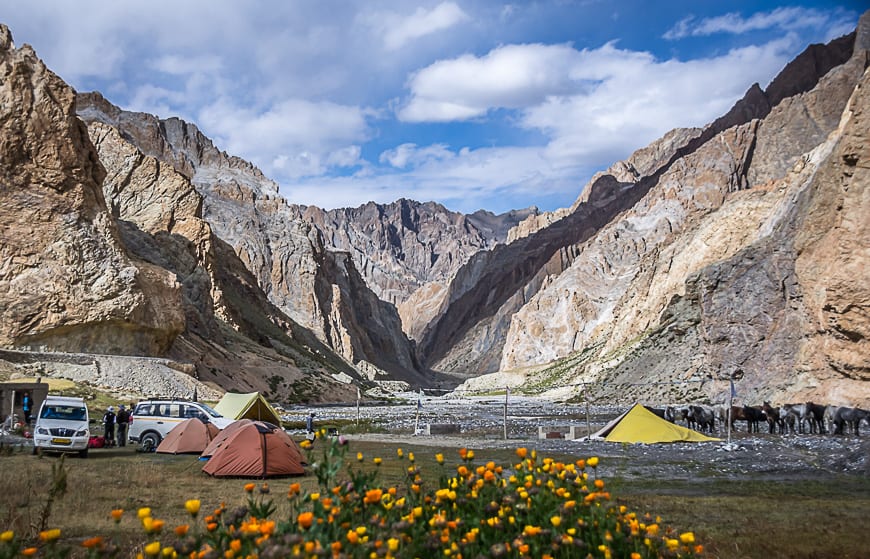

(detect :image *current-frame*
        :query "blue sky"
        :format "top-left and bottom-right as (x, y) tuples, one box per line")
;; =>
(2, 1), (861, 214)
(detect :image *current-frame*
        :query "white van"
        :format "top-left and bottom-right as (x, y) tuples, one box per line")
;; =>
(33, 396), (90, 457)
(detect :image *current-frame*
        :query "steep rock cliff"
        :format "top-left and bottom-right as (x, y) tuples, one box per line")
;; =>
(77, 95), (426, 383)
(0, 26), (184, 355)
(304, 200), (534, 341)
(484, 23), (869, 405)
(85, 122), (359, 402)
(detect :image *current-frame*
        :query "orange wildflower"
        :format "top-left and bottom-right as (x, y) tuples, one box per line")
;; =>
(364, 488), (383, 504)
(81, 536), (103, 549)
(297, 512), (314, 529)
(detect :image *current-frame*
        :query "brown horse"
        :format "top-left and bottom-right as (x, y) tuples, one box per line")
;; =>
(761, 401), (784, 434)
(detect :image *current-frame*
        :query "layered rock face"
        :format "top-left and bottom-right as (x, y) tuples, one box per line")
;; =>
(84, 120), (360, 402)
(0, 27), (360, 401)
(4, 13), (868, 405)
(466, 23), (870, 405)
(0, 26), (184, 355)
(304, 200), (534, 341)
(77, 95), (427, 384)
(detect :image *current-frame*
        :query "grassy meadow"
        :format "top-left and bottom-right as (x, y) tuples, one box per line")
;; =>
(0, 438), (867, 558)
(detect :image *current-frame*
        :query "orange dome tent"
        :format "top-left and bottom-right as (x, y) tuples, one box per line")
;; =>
(200, 419), (253, 458)
(156, 418), (221, 454)
(202, 420), (305, 478)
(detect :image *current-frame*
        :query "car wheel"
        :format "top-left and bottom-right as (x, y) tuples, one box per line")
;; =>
(141, 431), (161, 450)
(78, 448), (88, 458)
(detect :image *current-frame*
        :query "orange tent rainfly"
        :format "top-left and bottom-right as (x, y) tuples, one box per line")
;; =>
(202, 420), (306, 478)
(156, 417), (221, 454)
(200, 419), (253, 459)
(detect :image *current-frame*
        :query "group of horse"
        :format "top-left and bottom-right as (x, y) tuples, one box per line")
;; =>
(650, 402), (870, 436)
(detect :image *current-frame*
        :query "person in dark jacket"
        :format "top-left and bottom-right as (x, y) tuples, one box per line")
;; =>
(115, 405), (130, 447)
(103, 406), (116, 446)
(306, 412), (316, 440)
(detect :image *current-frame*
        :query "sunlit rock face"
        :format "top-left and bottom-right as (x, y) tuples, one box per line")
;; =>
(0, 25), (184, 355)
(451, 23), (870, 405)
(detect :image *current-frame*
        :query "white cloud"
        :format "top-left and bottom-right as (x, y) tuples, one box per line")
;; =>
(197, 98), (369, 179)
(523, 38), (798, 163)
(150, 54), (223, 76)
(664, 7), (848, 40)
(1, 1), (857, 214)
(287, 143), (578, 213)
(399, 43), (581, 122)
(399, 36), (796, 164)
(380, 143), (455, 168)
(367, 2), (470, 51)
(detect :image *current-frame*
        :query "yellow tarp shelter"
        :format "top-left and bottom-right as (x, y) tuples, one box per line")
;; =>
(589, 403), (719, 443)
(214, 392), (282, 426)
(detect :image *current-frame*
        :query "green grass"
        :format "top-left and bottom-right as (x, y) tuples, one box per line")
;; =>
(0, 440), (867, 558)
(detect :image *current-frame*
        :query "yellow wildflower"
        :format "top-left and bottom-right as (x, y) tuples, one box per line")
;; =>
(185, 500), (201, 516)
(680, 532), (695, 545)
(587, 456), (599, 467)
(137, 507), (152, 520)
(144, 541), (161, 556)
(0, 531), (12, 543)
(39, 529), (61, 543)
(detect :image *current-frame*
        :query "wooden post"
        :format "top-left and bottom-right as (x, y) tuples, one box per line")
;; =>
(727, 378), (734, 445)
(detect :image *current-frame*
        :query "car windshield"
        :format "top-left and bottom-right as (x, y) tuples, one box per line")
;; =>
(40, 405), (87, 421)
(197, 403), (223, 418)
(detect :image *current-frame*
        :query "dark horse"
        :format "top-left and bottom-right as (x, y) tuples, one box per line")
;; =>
(761, 401), (784, 434)
(739, 405), (765, 433)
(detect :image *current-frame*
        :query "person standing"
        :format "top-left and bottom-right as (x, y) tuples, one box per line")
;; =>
(305, 412), (316, 440)
(115, 405), (129, 447)
(22, 391), (32, 425)
(103, 406), (116, 447)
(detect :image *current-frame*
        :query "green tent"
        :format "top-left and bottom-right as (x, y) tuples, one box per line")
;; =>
(589, 403), (719, 443)
(214, 392), (282, 426)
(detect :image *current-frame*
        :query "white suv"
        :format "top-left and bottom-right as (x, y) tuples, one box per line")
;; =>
(128, 400), (234, 448)
(33, 396), (90, 457)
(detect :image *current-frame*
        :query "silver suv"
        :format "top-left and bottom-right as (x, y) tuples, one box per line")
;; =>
(128, 400), (234, 448)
